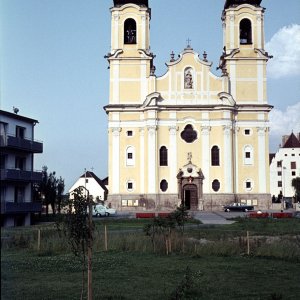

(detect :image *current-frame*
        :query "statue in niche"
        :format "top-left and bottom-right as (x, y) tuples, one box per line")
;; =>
(184, 69), (193, 89)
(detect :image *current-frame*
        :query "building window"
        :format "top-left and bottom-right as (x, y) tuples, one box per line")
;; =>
(127, 130), (133, 137)
(277, 171), (282, 176)
(211, 146), (220, 166)
(277, 161), (282, 168)
(212, 179), (220, 192)
(291, 162), (296, 169)
(292, 154), (295, 156)
(292, 171), (296, 176)
(159, 146), (168, 166)
(245, 180), (252, 191)
(126, 181), (133, 191)
(239, 18), (252, 44)
(285, 154), (287, 156)
(278, 181), (282, 188)
(14, 186), (25, 203)
(180, 124), (197, 143)
(0, 154), (6, 169)
(184, 67), (193, 89)
(244, 145), (253, 165)
(126, 146), (135, 166)
(244, 129), (251, 135)
(124, 18), (136, 44)
(15, 157), (26, 170)
(160, 180), (168, 192)
(16, 126), (25, 139)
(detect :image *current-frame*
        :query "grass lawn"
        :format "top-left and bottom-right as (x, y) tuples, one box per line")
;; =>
(1, 217), (300, 299)
(2, 249), (300, 300)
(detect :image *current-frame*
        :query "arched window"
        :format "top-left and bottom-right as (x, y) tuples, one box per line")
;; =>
(184, 67), (193, 89)
(124, 18), (136, 44)
(211, 146), (220, 166)
(126, 146), (135, 166)
(240, 19), (252, 44)
(159, 146), (168, 166)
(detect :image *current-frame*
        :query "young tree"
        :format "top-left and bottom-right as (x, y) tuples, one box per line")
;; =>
(56, 177), (65, 213)
(57, 187), (94, 300)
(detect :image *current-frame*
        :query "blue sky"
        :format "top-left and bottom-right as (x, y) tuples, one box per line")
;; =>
(1, 0), (300, 190)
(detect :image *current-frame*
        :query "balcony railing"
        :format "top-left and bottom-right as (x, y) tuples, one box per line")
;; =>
(0, 134), (43, 153)
(0, 169), (42, 182)
(1, 202), (42, 214)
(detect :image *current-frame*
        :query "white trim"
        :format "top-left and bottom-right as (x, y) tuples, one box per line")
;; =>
(229, 63), (236, 100)
(230, 12), (235, 49)
(141, 63), (147, 101)
(112, 128), (120, 193)
(112, 63), (119, 104)
(257, 62), (264, 103)
(223, 126), (232, 192)
(258, 128), (266, 192)
(201, 127), (210, 193)
(169, 126), (177, 193)
(148, 126), (156, 193)
(140, 129), (145, 193)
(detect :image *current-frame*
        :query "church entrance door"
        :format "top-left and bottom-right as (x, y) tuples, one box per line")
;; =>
(182, 184), (198, 210)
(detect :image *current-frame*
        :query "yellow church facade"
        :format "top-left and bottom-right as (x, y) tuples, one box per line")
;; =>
(104, 0), (272, 211)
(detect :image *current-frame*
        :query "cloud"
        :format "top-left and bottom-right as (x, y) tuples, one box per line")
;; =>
(266, 24), (300, 79)
(269, 102), (300, 150)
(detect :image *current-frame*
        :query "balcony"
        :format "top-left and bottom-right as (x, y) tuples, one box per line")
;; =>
(0, 134), (43, 153)
(1, 202), (42, 214)
(0, 169), (42, 182)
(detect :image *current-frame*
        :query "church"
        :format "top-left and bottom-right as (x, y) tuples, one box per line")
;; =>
(104, 0), (272, 211)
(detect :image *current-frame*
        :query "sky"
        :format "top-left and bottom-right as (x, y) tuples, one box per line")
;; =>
(1, 0), (300, 191)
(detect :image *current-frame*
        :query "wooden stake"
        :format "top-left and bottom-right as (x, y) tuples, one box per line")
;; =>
(104, 225), (108, 251)
(247, 231), (250, 255)
(37, 229), (41, 251)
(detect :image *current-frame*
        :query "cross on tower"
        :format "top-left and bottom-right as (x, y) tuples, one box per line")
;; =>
(186, 38), (191, 48)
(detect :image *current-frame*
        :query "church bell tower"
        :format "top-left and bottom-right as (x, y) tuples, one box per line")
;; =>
(108, 0), (153, 105)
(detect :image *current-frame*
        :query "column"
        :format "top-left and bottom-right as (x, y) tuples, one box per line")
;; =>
(111, 127), (121, 194)
(234, 126), (240, 193)
(169, 126), (178, 193)
(201, 126), (211, 193)
(147, 126), (157, 193)
(139, 128), (145, 193)
(223, 125), (233, 193)
(257, 127), (267, 193)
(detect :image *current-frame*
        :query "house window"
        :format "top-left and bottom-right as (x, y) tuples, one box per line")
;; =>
(211, 146), (220, 166)
(124, 18), (136, 44)
(180, 124), (197, 143)
(127, 130), (133, 137)
(292, 171), (296, 176)
(126, 146), (134, 166)
(278, 181), (282, 187)
(14, 186), (25, 203)
(245, 180), (252, 191)
(291, 162), (296, 169)
(277, 161), (282, 168)
(292, 154), (295, 156)
(160, 180), (168, 192)
(244, 129), (251, 135)
(277, 171), (282, 176)
(16, 126), (25, 139)
(244, 145), (253, 165)
(159, 146), (168, 166)
(15, 157), (26, 170)
(126, 181), (133, 191)
(240, 18), (252, 44)
(212, 179), (220, 192)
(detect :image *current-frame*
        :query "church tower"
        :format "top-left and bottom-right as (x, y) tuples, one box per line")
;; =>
(219, 0), (272, 199)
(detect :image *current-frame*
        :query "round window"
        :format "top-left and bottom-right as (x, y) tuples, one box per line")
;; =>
(160, 180), (168, 192)
(212, 179), (220, 192)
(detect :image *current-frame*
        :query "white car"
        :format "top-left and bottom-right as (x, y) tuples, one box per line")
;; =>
(93, 204), (116, 217)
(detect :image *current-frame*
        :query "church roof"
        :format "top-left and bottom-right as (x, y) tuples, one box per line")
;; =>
(113, 0), (148, 7)
(224, 0), (262, 9)
(282, 132), (300, 148)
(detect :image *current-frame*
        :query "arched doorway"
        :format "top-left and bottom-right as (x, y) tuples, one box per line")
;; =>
(182, 184), (198, 210)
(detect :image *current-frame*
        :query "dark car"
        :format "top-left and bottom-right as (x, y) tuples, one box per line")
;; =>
(224, 203), (254, 212)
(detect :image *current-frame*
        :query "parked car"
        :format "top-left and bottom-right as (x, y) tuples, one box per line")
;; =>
(223, 203), (254, 212)
(93, 204), (116, 217)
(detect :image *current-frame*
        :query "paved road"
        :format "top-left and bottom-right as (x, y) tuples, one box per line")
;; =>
(192, 211), (237, 225)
